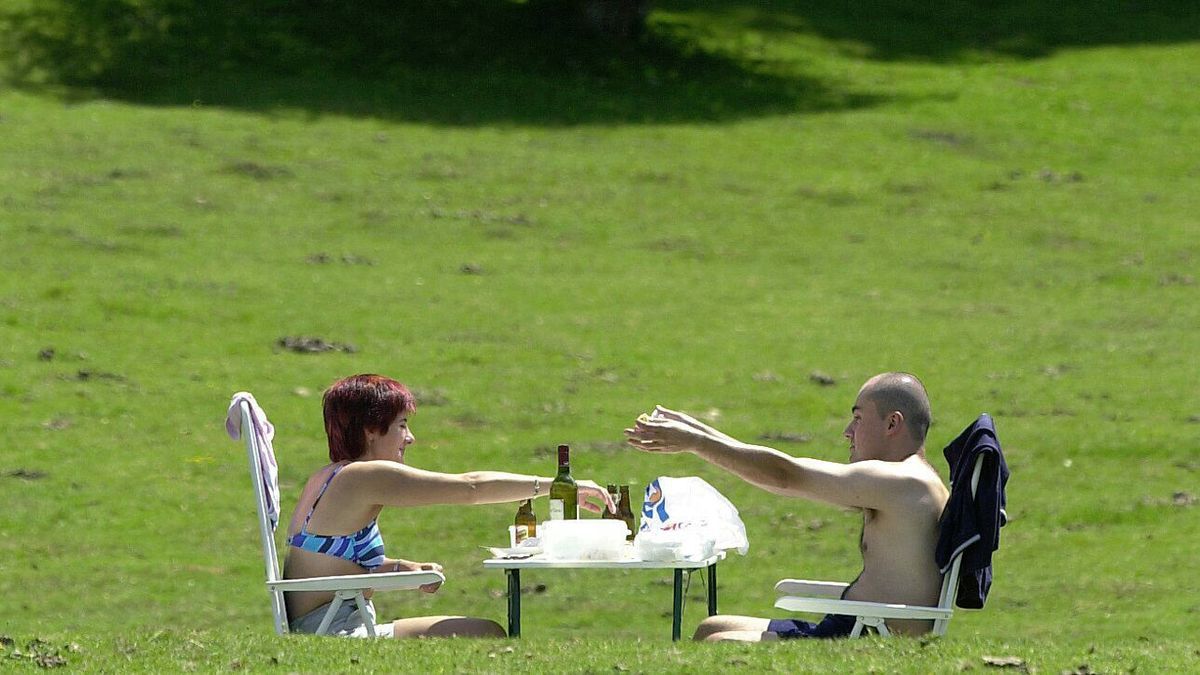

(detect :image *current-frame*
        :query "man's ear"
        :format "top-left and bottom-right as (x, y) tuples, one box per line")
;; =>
(885, 411), (905, 436)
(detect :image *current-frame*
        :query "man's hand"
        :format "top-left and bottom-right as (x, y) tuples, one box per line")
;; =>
(624, 406), (724, 453)
(649, 405), (739, 443)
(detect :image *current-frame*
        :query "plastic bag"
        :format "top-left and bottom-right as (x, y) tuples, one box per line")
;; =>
(635, 528), (715, 562)
(634, 476), (749, 561)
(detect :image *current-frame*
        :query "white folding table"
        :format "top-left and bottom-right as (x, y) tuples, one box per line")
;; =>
(483, 552), (726, 641)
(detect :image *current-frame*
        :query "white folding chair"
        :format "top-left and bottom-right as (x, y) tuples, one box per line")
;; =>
(773, 454), (985, 637)
(235, 399), (445, 636)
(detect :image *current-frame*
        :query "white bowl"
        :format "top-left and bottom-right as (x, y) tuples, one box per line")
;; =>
(540, 520), (630, 560)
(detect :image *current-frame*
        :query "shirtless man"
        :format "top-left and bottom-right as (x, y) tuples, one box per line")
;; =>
(624, 372), (949, 641)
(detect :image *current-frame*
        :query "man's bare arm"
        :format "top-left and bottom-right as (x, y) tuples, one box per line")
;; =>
(626, 408), (919, 511)
(692, 438), (913, 511)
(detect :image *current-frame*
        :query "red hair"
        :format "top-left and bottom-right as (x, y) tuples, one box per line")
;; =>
(323, 374), (416, 462)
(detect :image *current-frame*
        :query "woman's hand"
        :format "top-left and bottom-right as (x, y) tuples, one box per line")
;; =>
(414, 562), (444, 593)
(575, 479), (617, 514)
(381, 559), (444, 593)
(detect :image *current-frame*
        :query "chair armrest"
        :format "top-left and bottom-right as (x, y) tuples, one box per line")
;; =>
(267, 570), (445, 593)
(774, 579), (849, 598)
(774, 596), (953, 621)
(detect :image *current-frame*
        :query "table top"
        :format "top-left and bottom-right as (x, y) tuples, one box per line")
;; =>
(482, 550), (726, 570)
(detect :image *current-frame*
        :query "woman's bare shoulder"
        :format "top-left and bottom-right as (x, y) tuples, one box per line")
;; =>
(336, 459), (417, 477)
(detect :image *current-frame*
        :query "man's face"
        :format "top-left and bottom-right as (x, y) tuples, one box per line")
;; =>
(844, 394), (887, 463)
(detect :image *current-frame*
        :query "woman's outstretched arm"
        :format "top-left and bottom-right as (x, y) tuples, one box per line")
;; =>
(345, 461), (614, 513)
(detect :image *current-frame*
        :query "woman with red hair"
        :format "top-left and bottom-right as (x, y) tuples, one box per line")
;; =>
(284, 374), (613, 638)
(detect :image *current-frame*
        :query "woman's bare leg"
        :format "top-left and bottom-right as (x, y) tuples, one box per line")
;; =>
(390, 616), (506, 638)
(692, 615), (776, 642)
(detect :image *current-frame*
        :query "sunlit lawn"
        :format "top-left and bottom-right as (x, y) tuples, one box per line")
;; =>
(1, 1), (1198, 671)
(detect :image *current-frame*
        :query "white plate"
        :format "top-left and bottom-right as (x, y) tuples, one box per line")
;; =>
(484, 546), (543, 559)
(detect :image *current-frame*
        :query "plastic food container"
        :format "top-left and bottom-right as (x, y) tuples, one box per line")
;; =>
(540, 520), (630, 560)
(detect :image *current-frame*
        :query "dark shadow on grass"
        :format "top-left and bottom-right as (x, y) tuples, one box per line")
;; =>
(0, 0), (882, 126)
(6, 1), (1194, 125)
(682, 0), (1200, 62)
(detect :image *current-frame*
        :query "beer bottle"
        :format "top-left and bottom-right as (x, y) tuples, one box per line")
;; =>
(618, 485), (637, 541)
(602, 484), (620, 521)
(515, 499), (537, 540)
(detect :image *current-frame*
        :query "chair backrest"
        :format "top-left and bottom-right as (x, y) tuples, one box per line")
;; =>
(239, 400), (290, 635)
(931, 453), (985, 635)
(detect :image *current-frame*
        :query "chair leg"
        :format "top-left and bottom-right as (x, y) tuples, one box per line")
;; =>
(315, 595), (345, 636)
(859, 617), (890, 637)
(353, 592), (376, 638)
(850, 620), (864, 637)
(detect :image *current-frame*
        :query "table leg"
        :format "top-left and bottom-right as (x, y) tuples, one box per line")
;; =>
(672, 568), (684, 641)
(707, 563), (718, 616)
(507, 569), (521, 638)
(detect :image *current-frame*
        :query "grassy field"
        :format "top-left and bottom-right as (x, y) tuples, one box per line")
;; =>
(2, 1), (1199, 671)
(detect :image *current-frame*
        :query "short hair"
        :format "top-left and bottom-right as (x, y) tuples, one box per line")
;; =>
(323, 374), (416, 462)
(862, 372), (931, 444)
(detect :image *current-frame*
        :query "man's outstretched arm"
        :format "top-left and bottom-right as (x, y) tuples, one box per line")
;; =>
(625, 406), (918, 512)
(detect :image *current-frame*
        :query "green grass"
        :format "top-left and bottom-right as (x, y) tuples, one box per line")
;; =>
(5, 634), (1199, 673)
(2, 1), (1199, 671)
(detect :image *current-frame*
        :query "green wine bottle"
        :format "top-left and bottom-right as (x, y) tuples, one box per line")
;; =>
(548, 444), (578, 520)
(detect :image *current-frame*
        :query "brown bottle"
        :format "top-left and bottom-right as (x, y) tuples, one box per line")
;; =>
(618, 485), (636, 541)
(601, 484), (621, 522)
(515, 499), (537, 539)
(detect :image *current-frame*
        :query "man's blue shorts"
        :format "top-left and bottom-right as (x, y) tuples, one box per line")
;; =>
(767, 614), (857, 639)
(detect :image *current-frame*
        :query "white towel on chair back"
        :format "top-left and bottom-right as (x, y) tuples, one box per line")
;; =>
(226, 392), (281, 529)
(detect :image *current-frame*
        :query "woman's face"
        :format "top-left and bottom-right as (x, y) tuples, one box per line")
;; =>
(367, 413), (415, 462)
